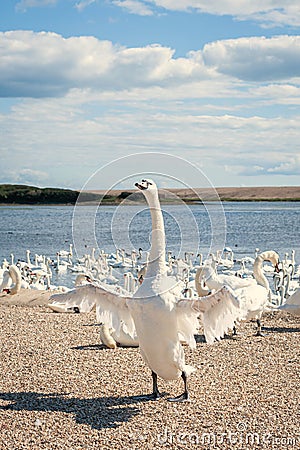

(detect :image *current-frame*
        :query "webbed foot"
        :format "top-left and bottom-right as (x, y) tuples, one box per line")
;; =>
(167, 392), (190, 403)
(132, 391), (161, 401)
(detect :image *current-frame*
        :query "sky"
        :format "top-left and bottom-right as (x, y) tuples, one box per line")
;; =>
(0, 0), (300, 190)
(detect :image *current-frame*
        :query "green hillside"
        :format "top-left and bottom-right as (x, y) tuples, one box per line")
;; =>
(0, 184), (136, 205)
(0, 184), (81, 204)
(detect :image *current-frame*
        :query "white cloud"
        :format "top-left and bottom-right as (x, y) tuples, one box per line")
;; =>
(202, 35), (300, 81)
(1, 86), (299, 188)
(249, 84), (300, 105)
(1, 31), (299, 188)
(124, 1), (300, 27)
(0, 31), (212, 98)
(15, 0), (57, 12)
(1, 168), (49, 185)
(12, 0), (300, 27)
(266, 156), (300, 174)
(113, 0), (154, 15)
(1, 31), (300, 99)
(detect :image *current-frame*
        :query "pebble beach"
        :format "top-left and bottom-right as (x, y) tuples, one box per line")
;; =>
(1, 290), (300, 450)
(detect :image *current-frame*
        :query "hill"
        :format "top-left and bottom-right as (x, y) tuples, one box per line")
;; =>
(1, 184), (299, 204)
(0, 184), (96, 205)
(88, 186), (300, 202)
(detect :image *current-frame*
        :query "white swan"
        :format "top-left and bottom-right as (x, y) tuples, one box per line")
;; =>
(125, 179), (245, 401)
(0, 265), (22, 295)
(196, 250), (280, 335)
(55, 252), (70, 272)
(137, 251), (150, 282)
(276, 288), (300, 316)
(195, 265), (256, 292)
(75, 273), (93, 286)
(102, 266), (119, 285)
(217, 247), (234, 269)
(47, 179), (246, 400)
(58, 243), (73, 258)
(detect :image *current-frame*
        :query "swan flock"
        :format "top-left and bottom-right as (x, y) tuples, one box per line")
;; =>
(44, 178), (297, 402)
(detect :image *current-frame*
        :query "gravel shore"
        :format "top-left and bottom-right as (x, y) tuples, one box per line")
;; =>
(1, 294), (300, 450)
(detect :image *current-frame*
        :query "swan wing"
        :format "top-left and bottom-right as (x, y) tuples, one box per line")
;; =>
(49, 284), (101, 312)
(49, 283), (136, 338)
(177, 286), (246, 344)
(94, 288), (136, 340)
(222, 276), (256, 290)
(175, 299), (200, 350)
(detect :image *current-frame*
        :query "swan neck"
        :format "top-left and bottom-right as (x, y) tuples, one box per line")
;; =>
(145, 192), (166, 277)
(253, 255), (269, 290)
(9, 266), (21, 294)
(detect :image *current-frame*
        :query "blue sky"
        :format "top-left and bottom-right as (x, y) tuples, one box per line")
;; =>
(0, 0), (300, 189)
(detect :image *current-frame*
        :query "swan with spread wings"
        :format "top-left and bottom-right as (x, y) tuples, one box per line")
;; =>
(49, 179), (246, 401)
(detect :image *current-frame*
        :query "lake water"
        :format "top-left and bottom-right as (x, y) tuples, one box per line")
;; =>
(0, 202), (299, 287)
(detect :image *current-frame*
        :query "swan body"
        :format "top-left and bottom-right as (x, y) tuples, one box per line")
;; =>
(0, 265), (22, 295)
(277, 288), (300, 316)
(196, 250), (280, 334)
(196, 265), (256, 292)
(58, 244), (73, 258)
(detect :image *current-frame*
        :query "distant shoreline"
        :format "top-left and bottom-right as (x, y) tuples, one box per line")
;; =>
(85, 186), (300, 203)
(0, 184), (300, 205)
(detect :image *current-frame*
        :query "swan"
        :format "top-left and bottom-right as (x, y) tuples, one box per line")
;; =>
(195, 265), (257, 292)
(110, 252), (132, 269)
(196, 250), (280, 335)
(123, 272), (137, 294)
(125, 179), (245, 401)
(217, 247), (234, 269)
(55, 252), (70, 272)
(0, 265), (22, 295)
(58, 243), (73, 258)
(282, 250), (295, 276)
(47, 179), (246, 400)
(102, 266), (119, 285)
(276, 288), (300, 315)
(75, 273), (93, 286)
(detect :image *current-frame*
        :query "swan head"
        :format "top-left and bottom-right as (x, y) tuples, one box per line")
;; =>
(197, 265), (215, 286)
(260, 250), (280, 272)
(135, 179), (157, 193)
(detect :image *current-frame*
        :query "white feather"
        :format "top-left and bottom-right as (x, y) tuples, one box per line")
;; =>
(178, 286), (246, 344)
(277, 288), (300, 316)
(48, 283), (137, 343)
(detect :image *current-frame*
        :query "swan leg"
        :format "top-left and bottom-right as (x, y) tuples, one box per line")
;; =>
(232, 325), (238, 336)
(151, 371), (161, 400)
(256, 319), (265, 336)
(133, 371), (161, 401)
(167, 371), (190, 403)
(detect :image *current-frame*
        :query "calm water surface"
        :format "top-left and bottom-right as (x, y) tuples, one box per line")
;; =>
(0, 202), (299, 287)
